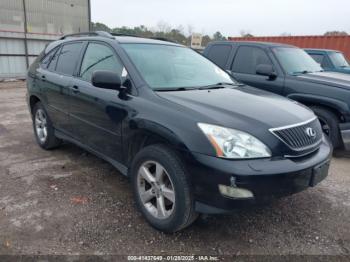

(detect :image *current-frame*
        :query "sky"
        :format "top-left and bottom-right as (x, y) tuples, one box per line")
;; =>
(91, 0), (350, 37)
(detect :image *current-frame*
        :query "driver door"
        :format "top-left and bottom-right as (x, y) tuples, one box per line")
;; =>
(231, 46), (285, 95)
(69, 42), (126, 162)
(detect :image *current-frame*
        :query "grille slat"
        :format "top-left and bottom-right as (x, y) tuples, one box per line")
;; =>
(271, 118), (323, 151)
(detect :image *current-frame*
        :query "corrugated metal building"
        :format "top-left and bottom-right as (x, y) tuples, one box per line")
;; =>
(228, 35), (350, 60)
(0, 0), (91, 79)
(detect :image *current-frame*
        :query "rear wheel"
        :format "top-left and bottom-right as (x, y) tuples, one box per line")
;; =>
(311, 106), (343, 149)
(130, 144), (198, 233)
(32, 102), (62, 150)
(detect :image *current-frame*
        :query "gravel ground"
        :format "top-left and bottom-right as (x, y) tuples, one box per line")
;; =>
(0, 82), (349, 257)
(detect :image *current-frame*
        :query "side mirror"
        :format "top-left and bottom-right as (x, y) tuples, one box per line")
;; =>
(256, 64), (276, 79)
(92, 70), (123, 91)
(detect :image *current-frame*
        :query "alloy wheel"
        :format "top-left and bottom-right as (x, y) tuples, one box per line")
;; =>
(35, 109), (48, 144)
(137, 161), (175, 219)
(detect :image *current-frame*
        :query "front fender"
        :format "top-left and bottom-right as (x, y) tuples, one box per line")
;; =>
(130, 118), (190, 151)
(287, 93), (349, 115)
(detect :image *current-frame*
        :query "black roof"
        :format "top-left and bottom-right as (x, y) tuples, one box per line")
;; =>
(57, 31), (180, 46)
(209, 40), (296, 48)
(45, 31), (181, 54)
(114, 36), (180, 46)
(304, 48), (339, 53)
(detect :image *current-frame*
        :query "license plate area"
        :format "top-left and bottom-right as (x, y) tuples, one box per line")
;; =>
(310, 160), (330, 187)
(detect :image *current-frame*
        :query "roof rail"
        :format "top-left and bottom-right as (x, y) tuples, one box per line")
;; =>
(111, 33), (174, 43)
(150, 37), (175, 43)
(110, 33), (140, 38)
(59, 31), (114, 40)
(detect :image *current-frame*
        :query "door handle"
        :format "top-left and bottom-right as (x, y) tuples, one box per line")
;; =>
(41, 75), (46, 81)
(72, 85), (80, 93)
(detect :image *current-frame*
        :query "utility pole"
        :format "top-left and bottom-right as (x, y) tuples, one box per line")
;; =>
(88, 0), (92, 31)
(22, 0), (29, 68)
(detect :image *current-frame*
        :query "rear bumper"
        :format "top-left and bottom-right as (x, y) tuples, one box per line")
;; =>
(186, 137), (332, 214)
(340, 122), (350, 151)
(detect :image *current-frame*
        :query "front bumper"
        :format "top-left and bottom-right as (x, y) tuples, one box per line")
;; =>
(186, 137), (332, 214)
(340, 123), (350, 151)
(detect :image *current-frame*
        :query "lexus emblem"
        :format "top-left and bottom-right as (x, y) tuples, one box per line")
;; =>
(305, 127), (316, 138)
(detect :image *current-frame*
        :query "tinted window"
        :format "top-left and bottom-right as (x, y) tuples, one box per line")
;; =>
(41, 47), (59, 69)
(80, 43), (123, 82)
(47, 46), (61, 71)
(231, 46), (272, 74)
(309, 54), (324, 64)
(207, 45), (232, 68)
(55, 42), (83, 75)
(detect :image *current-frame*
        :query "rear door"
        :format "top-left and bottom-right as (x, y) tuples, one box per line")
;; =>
(68, 41), (126, 162)
(38, 42), (84, 133)
(230, 46), (285, 95)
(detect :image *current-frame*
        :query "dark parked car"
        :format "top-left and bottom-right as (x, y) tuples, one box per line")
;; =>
(305, 48), (350, 74)
(204, 41), (350, 150)
(27, 32), (331, 232)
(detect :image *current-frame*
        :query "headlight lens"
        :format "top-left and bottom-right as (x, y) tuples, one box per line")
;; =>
(198, 123), (271, 159)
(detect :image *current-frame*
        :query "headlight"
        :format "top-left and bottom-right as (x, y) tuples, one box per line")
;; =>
(198, 123), (271, 159)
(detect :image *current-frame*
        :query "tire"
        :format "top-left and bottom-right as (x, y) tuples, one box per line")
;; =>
(311, 106), (343, 149)
(130, 144), (198, 233)
(32, 102), (62, 150)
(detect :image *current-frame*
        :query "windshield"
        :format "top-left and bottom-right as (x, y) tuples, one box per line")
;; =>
(121, 44), (234, 90)
(273, 47), (322, 75)
(329, 52), (349, 67)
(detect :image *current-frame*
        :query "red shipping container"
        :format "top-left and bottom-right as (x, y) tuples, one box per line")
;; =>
(228, 35), (350, 60)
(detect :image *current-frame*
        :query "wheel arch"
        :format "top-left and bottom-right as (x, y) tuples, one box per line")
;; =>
(125, 121), (191, 168)
(29, 95), (41, 115)
(287, 93), (347, 121)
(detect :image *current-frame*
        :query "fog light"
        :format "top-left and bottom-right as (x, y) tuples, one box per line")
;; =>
(218, 184), (254, 199)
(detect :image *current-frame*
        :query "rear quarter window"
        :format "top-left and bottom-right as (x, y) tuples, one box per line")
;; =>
(206, 45), (232, 68)
(40, 46), (60, 69)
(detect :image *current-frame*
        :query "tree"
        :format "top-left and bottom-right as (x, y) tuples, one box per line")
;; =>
(91, 21), (223, 47)
(239, 30), (254, 37)
(213, 31), (226, 41)
(324, 31), (348, 36)
(91, 22), (111, 32)
(201, 35), (212, 47)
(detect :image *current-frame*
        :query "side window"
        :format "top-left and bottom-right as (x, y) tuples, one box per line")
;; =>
(231, 46), (272, 74)
(47, 46), (61, 71)
(55, 42), (83, 75)
(41, 47), (59, 69)
(206, 45), (232, 68)
(310, 54), (324, 65)
(79, 43), (123, 82)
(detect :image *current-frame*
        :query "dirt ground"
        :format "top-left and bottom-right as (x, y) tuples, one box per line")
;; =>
(0, 81), (349, 257)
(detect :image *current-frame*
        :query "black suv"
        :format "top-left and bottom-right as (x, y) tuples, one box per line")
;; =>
(27, 32), (332, 232)
(204, 41), (350, 150)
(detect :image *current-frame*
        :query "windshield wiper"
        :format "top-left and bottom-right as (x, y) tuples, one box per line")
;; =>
(292, 70), (313, 75)
(153, 87), (197, 92)
(198, 82), (240, 90)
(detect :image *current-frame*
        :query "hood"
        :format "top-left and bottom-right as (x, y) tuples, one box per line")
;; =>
(295, 71), (350, 89)
(157, 86), (315, 132)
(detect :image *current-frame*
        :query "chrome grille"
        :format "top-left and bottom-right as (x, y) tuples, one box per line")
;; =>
(270, 118), (323, 151)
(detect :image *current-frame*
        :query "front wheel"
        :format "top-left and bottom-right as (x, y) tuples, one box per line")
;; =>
(311, 106), (343, 149)
(130, 144), (198, 233)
